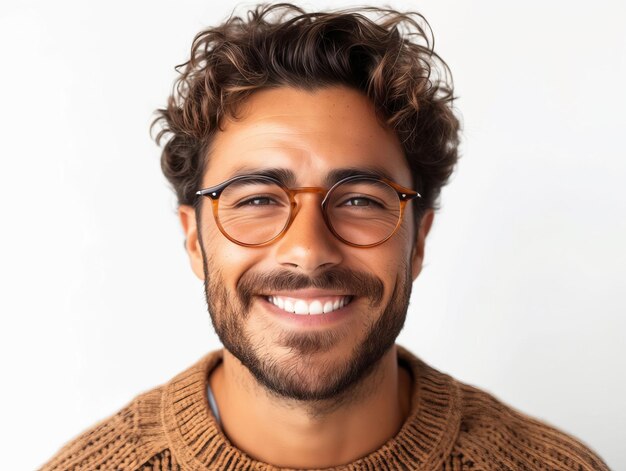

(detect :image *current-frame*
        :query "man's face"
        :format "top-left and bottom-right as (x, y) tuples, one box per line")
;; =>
(180, 86), (432, 402)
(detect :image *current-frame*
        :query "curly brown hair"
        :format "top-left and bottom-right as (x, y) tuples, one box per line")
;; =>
(152, 3), (460, 218)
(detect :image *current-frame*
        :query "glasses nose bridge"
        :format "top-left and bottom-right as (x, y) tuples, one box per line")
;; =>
(287, 186), (328, 206)
(289, 186), (327, 196)
(285, 186), (330, 225)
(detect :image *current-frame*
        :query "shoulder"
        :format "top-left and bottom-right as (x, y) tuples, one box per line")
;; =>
(39, 386), (171, 471)
(39, 350), (223, 471)
(397, 346), (610, 470)
(453, 380), (610, 470)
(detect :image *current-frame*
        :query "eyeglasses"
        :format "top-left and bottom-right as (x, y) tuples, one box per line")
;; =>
(195, 174), (421, 248)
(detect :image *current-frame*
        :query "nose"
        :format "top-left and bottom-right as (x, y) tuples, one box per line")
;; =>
(274, 193), (344, 273)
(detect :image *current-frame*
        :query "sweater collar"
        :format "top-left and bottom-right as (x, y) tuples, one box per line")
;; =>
(162, 346), (461, 470)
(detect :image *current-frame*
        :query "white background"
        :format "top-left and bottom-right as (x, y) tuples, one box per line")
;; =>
(1, 1), (624, 469)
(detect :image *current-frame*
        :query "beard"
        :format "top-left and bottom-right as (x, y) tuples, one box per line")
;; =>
(201, 253), (412, 404)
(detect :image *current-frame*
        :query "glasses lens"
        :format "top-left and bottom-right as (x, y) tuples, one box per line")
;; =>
(326, 178), (401, 246)
(217, 177), (290, 245)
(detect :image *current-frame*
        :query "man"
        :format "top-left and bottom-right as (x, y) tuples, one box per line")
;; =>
(42, 4), (609, 470)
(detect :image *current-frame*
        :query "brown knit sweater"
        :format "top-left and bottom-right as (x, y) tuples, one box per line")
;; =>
(41, 347), (610, 470)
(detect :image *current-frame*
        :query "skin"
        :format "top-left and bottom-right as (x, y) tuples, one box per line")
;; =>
(179, 86), (434, 468)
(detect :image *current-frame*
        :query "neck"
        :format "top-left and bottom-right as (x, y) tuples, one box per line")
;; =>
(209, 345), (412, 469)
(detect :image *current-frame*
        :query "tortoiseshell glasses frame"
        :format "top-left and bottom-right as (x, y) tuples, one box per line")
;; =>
(195, 173), (421, 248)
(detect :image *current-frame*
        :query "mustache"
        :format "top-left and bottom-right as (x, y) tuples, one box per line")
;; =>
(237, 267), (385, 310)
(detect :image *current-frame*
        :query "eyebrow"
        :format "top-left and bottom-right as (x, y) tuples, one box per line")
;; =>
(230, 167), (297, 186)
(229, 166), (399, 187)
(326, 167), (397, 186)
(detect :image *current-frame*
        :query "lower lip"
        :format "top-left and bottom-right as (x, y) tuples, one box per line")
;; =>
(258, 296), (356, 327)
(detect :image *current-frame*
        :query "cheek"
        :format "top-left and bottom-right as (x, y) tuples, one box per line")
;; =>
(348, 248), (411, 303)
(380, 235), (414, 291)
(203, 228), (269, 288)
(381, 222), (414, 265)
(380, 257), (409, 292)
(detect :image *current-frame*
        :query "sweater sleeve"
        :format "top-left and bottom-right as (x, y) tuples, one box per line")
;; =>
(454, 382), (611, 471)
(39, 400), (149, 471)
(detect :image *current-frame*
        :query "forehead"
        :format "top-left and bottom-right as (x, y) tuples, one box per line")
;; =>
(203, 86), (411, 188)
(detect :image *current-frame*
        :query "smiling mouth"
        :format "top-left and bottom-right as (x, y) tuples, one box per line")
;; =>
(265, 295), (354, 315)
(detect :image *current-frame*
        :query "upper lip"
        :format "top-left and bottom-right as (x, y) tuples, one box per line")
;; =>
(260, 289), (351, 298)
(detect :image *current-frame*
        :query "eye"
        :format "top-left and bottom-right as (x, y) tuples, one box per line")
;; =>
(238, 196), (279, 206)
(345, 197), (370, 206)
(341, 196), (384, 208)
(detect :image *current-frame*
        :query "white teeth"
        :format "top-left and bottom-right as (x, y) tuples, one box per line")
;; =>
(284, 299), (295, 313)
(309, 300), (323, 315)
(268, 296), (351, 315)
(294, 300), (308, 315)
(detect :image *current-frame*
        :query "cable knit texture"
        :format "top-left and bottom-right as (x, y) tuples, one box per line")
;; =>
(41, 347), (610, 470)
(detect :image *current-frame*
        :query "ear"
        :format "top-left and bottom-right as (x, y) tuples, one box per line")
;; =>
(411, 209), (434, 281)
(178, 205), (205, 281)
